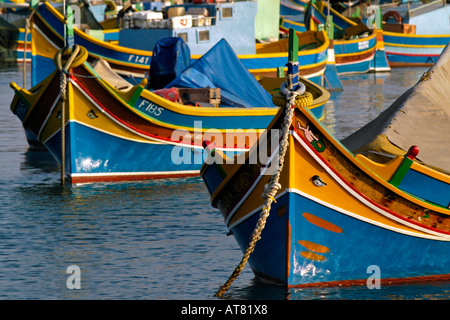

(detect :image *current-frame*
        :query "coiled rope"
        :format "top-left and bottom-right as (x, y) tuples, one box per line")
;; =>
(215, 82), (312, 298)
(54, 45), (88, 71)
(272, 82), (313, 109)
(54, 45), (88, 184)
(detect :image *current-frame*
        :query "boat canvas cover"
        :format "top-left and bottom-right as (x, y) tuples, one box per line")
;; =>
(342, 44), (450, 173)
(166, 38), (276, 109)
(148, 37), (191, 90)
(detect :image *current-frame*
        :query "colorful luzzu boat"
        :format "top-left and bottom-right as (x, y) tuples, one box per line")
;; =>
(0, 0), (30, 63)
(381, 1), (450, 67)
(383, 31), (450, 67)
(0, 0), (117, 63)
(16, 26), (31, 63)
(201, 33), (449, 292)
(342, 41), (450, 208)
(305, 0), (391, 73)
(10, 34), (329, 184)
(30, 1), (330, 88)
(280, 16), (307, 35)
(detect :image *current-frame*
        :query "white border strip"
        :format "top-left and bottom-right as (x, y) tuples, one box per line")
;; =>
(33, 24), (60, 51)
(38, 94), (61, 140)
(224, 143), (281, 227)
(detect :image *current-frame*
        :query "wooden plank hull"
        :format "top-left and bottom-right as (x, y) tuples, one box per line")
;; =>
(333, 32), (377, 74)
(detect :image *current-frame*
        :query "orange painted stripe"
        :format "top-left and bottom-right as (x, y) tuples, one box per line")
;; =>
(300, 251), (327, 261)
(302, 212), (343, 233)
(298, 240), (330, 254)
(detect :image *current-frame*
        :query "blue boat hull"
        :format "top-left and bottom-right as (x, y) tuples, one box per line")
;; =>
(45, 121), (203, 182)
(383, 31), (450, 66)
(230, 190), (450, 287)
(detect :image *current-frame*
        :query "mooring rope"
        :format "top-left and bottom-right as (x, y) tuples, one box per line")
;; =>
(215, 83), (312, 298)
(54, 45), (87, 185)
(59, 66), (67, 185)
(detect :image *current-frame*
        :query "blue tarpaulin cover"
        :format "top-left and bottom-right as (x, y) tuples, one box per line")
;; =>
(166, 38), (276, 108)
(148, 37), (191, 89)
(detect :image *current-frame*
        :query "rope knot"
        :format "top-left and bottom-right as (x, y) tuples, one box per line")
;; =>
(261, 182), (281, 200)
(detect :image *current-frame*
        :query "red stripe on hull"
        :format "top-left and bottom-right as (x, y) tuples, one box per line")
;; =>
(69, 172), (200, 184)
(287, 273), (450, 288)
(385, 51), (440, 57)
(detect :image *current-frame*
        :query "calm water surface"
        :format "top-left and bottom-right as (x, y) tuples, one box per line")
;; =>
(1, 64), (449, 300)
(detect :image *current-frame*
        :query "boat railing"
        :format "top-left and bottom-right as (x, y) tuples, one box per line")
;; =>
(377, 1), (403, 10)
(122, 12), (215, 30)
(408, 0), (447, 18)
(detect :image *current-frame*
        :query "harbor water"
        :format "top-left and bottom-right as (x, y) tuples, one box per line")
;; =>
(1, 64), (449, 300)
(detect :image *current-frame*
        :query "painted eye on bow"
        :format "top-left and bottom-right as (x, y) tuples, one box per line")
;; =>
(87, 110), (98, 119)
(312, 175), (327, 187)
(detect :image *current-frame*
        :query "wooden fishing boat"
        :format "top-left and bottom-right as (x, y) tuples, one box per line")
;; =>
(0, 0), (116, 63)
(201, 31), (449, 291)
(330, 0), (450, 67)
(16, 26), (31, 63)
(383, 31), (450, 67)
(0, 0), (30, 63)
(342, 41), (450, 206)
(10, 36), (329, 184)
(305, 0), (391, 73)
(280, 16), (307, 35)
(381, 1), (450, 67)
(30, 1), (331, 88)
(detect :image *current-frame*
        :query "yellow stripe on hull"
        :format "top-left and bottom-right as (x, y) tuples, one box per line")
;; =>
(32, 25), (59, 60)
(384, 42), (446, 49)
(383, 30), (450, 39)
(333, 30), (377, 46)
